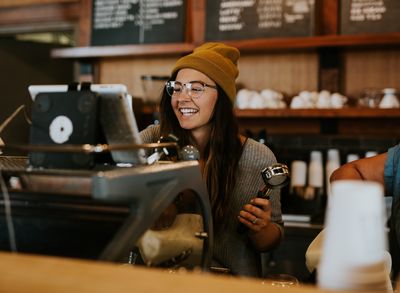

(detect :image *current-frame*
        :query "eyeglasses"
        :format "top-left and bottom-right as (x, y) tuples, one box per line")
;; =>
(165, 81), (217, 99)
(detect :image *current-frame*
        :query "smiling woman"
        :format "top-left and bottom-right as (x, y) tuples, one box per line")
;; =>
(139, 42), (284, 278)
(169, 68), (219, 132)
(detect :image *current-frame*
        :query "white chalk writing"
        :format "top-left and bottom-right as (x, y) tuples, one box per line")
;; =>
(349, 0), (386, 22)
(93, 0), (183, 31)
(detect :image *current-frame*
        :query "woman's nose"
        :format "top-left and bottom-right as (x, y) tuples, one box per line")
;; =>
(176, 88), (192, 100)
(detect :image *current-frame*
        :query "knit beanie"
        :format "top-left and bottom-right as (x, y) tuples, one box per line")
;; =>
(171, 42), (240, 102)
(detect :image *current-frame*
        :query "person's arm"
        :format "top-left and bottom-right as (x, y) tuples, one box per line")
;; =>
(330, 152), (387, 185)
(249, 221), (282, 252)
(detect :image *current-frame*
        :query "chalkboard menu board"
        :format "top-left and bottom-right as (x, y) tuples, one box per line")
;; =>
(91, 0), (186, 46)
(205, 0), (316, 41)
(340, 0), (400, 34)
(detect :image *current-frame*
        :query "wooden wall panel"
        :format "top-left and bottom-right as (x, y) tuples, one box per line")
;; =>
(237, 51), (319, 97)
(343, 48), (400, 99)
(318, 0), (338, 35)
(77, 0), (90, 46)
(188, 0), (205, 44)
(238, 118), (321, 135)
(337, 119), (400, 136)
(0, 0), (77, 7)
(0, 2), (80, 26)
(98, 57), (178, 99)
(98, 50), (319, 101)
(98, 51), (319, 101)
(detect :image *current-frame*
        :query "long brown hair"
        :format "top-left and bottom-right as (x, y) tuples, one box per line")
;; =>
(159, 76), (243, 222)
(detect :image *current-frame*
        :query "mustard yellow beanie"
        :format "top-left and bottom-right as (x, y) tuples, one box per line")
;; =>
(171, 42), (240, 102)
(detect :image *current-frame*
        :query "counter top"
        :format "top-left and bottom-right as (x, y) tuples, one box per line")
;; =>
(0, 252), (346, 293)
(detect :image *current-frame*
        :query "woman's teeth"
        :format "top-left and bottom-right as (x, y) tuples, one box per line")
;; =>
(180, 108), (198, 115)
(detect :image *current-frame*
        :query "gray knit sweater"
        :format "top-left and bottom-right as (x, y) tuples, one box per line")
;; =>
(140, 124), (283, 277)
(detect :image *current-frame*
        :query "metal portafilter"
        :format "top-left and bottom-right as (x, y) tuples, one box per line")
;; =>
(159, 134), (180, 161)
(147, 134), (200, 164)
(179, 145), (200, 161)
(237, 163), (290, 234)
(258, 163), (290, 199)
(146, 134), (179, 164)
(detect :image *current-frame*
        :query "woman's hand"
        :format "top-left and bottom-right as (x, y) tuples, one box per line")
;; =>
(238, 197), (282, 251)
(238, 197), (271, 233)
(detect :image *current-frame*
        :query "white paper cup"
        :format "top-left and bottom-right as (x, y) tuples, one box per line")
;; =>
(290, 160), (307, 187)
(308, 151), (323, 188)
(318, 180), (389, 291)
(326, 149), (341, 197)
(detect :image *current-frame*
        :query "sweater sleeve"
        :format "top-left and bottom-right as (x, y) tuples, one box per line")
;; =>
(139, 124), (161, 143)
(139, 124), (161, 157)
(236, 138), (283, 224)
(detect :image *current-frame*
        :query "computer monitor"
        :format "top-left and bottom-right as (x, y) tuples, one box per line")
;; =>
(28, 84), (146, 167)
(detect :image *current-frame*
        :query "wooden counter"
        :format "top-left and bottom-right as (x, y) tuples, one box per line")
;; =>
(0, 252), (336, 293)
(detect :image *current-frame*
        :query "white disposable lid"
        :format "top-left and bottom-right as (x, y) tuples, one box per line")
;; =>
(365, 151), (378, 158)
(310, 150), (322, 163)
(346, 154), (360, 163)
(327, 149), (340, 163)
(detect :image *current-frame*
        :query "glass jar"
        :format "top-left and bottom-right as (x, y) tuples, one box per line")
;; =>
(359, 88), (381, 108)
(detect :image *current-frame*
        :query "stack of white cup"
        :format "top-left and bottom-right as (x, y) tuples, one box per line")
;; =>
(318, 180), (392, 292)
(290, 160), (307, 189)
(290, 160), (307, 198)
(304, 151), (323, 199)
(325, 149), (341, 197)
(308, 151), (323, 188)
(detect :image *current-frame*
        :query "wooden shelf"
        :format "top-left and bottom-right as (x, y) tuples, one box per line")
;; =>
(51, 43), (196, 59)
(140, 107), (400, 119)
(51, 33), (400, 59)
(234, 108), (400, 118)
(228, 33), (400, 51)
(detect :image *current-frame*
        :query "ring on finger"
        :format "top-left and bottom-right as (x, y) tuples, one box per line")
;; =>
(252, 217), (258, 224)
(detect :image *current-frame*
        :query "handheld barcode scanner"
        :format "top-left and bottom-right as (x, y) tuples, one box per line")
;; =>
(258, 163), (290, 200)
